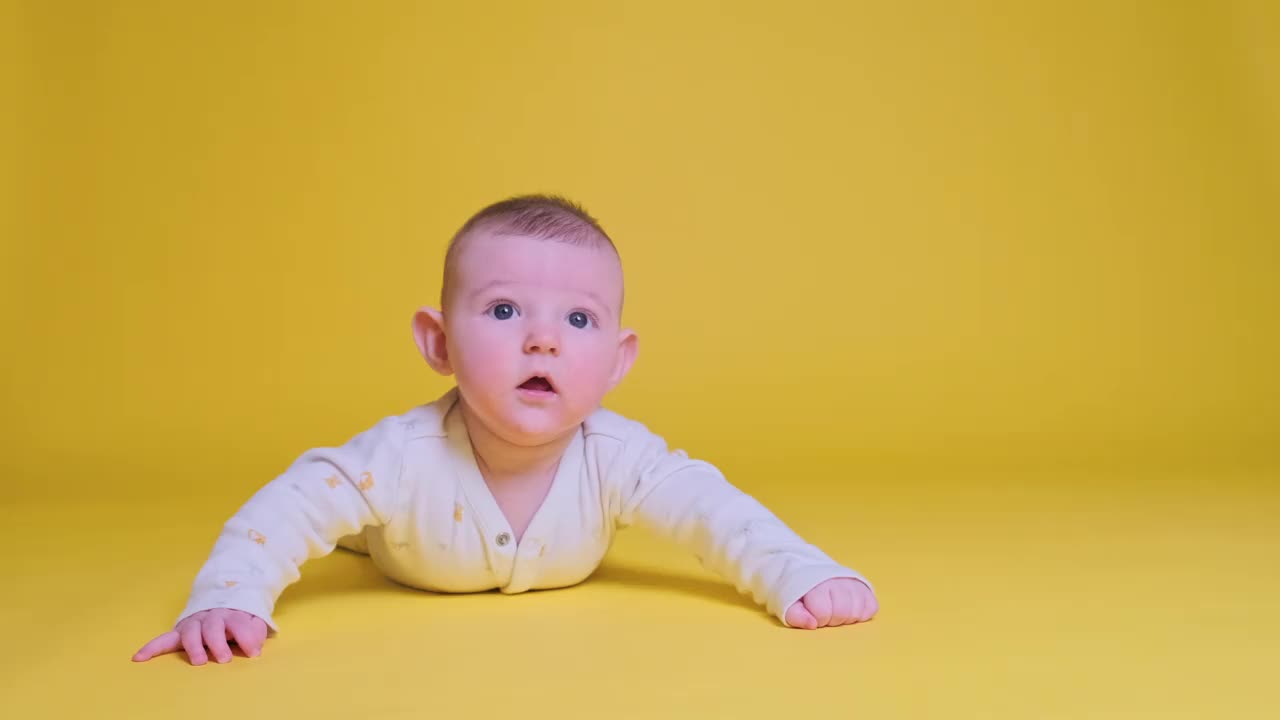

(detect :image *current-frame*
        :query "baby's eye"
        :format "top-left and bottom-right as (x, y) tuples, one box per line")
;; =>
(568, 311), (592, 329)
(489, 303), (517, 320)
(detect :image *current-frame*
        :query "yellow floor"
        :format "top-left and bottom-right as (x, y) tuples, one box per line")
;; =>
(3, 462), (1277, 719)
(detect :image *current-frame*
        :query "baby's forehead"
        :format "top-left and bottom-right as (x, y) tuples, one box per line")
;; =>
(453, 232), (624, 307)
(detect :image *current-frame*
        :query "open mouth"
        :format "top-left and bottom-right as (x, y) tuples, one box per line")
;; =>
(518, 375), (556, 394)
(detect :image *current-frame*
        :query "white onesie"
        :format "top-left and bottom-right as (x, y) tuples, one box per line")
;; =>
(178, 387), (873, 631)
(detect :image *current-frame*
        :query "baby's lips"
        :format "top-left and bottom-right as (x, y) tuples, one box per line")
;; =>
(518, 373), (557, 392)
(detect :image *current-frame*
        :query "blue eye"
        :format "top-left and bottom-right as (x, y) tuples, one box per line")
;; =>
(491, 303), (516, 320)
(568, 311), (590, 329)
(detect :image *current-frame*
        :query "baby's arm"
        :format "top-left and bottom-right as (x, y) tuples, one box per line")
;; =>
(133, 414), (407, 663)
(610, 426), (876, 629)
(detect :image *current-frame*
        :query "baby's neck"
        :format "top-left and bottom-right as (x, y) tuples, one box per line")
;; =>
(458, 400), (575, 484)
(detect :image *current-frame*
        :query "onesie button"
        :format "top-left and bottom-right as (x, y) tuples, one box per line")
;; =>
(496, 532), (512, 547)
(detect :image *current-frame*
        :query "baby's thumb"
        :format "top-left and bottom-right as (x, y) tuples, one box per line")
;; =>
(785, 600), (818, 630)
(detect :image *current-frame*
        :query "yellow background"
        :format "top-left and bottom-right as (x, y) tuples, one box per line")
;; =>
(4, 1), (1277, 718)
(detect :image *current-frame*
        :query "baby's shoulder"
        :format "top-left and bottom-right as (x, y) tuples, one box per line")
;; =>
(582, 406), (665, 450)
(388, 388), (457, 440)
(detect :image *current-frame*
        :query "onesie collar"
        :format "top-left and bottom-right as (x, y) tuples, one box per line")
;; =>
(402, 386), (460, 439)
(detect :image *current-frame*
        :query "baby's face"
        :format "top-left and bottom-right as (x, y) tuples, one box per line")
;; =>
(442, 229), (630, 445)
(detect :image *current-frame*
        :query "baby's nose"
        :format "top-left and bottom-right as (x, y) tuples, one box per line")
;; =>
(524, 331), (559, 356)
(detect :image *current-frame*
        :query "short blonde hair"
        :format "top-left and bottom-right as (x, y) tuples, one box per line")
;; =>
(440, 194), (621, 310)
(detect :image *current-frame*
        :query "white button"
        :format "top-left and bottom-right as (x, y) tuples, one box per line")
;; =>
(496, 532), (512, 547)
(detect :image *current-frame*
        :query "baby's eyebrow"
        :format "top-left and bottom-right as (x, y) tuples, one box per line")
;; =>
(469, 281), (616, 317)
(582, 290), (614, 316)
(468, 279), (509, 301)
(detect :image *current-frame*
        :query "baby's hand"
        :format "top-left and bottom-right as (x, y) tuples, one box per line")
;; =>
(784, 578), (878, 630)
(132, 608), (268, 664)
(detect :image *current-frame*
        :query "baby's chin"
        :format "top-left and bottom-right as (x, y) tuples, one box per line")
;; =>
(482, 422), (572, 450)
(470, 398), (578, 444)
(501, 406), (584, 442)
(458, 383), (596, 443)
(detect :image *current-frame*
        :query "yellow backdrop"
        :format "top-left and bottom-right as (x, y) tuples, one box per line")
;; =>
(4, 1), (1277, 718)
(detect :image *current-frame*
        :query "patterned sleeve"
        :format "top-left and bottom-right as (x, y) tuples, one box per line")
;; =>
(174, 415), (407, 633)
(610, 424), (874, 627)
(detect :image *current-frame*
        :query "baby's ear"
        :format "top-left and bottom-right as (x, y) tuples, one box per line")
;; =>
(607, 328), (639, 390)
(412, 307), (452, 376)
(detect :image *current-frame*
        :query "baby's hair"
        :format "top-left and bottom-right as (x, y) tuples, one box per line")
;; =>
(441, 194), (621, 309)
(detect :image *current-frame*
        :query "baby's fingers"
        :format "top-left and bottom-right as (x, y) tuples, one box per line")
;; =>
(132, 630), (180, 662)
(805, 586), (835, 627)
(784, 600), (819, 630)
(202, 615), (233, 664)
(858, 588), (880, 622)
(181, 621), (208, 665)
(225, 615), (262, 658)
(830, 586), (855, 626)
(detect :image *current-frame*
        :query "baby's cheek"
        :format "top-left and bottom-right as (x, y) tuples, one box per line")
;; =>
(574, 355), (614, 391)
(457, 344), (512, 384)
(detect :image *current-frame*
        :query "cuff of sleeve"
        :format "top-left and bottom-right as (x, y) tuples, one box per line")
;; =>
(176, 590), (280, 636)
(772, 565), (876, 628)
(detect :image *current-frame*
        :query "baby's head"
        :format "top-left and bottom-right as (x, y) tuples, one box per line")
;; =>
(413, 195), (639, 446)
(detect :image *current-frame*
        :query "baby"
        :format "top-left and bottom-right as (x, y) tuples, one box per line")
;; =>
(133, 195), (878, 665)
